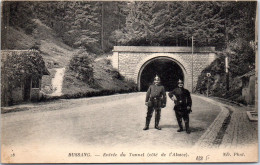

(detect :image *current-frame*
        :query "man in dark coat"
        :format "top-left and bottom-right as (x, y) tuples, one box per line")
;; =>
(144, 75), (166, 130)
(168, 79), (192, 134)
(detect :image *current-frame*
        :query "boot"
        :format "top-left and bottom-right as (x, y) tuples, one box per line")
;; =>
(177, 127), (183, 132)
(185, 121), (190, 134)
(154, 109), (161, 130)
(155, 125), (161, 130)
(143, 118), (151, 130)
(177, 120), (183, 132)
(155, 118), (161, 130)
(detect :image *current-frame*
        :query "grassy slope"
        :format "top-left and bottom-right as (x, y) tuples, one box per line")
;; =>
(5, 19), (76, 94)
(62, 58), (136, 96)
(5, 19), (75, 67)
(93, 58), (136, 90)
(62, 70), (98, 95)
(5, 20), (136, 98)
(5, 27), (36, 50)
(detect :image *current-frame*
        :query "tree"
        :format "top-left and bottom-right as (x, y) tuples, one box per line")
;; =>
(63, 2), (100, 48)
(112, 2), (167, 46)
(110, 1), (256, 49)
(8, 1), (36, 34)
(4, 1), (256, 53)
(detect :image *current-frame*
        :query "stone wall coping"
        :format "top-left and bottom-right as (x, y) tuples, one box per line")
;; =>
(113, 46), (215, 53)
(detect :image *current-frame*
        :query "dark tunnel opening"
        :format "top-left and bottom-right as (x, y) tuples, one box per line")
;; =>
(140, 58), (184, 91)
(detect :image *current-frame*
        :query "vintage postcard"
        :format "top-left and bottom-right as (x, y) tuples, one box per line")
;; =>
(1, 0), (258, 163)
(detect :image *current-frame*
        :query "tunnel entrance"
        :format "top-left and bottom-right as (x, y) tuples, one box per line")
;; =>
(139, 58), (184, 91)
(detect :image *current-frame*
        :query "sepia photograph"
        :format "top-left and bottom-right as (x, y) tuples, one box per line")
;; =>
(1, 0), (258, 163)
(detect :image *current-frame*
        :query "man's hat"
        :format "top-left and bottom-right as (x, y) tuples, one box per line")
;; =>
(154, 75), (161, 81)
(177, 79), (184, 84)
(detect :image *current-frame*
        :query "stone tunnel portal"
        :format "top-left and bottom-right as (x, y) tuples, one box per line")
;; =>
(139, 57), (184, 91)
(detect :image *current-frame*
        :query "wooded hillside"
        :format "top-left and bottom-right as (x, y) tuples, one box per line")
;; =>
(2, 1), (256, 52)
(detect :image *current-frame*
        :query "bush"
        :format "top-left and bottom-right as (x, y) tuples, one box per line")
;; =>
(195, 39), (255, 105)
(69, 50), (94, 84)
(2, 50), (47, 91)
(85, 43), (104, 54)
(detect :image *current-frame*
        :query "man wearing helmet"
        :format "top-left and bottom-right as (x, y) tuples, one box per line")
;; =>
(168, 79), (192, 134)
(144, 75), (166, 130)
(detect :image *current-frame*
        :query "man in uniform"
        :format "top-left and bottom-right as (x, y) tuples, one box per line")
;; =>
(144, 75), (166, 130)
(168, 79), (192, 134)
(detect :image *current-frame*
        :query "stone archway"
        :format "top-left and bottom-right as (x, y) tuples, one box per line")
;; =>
(112, 46), (216, 92)
(135, 55), (189, 91)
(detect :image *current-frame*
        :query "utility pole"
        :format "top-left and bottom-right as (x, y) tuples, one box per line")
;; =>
(207, 77), (209, 97)
(117, 3), (121, 46)
(191, 36), (194, 92)
(117, 4), (120, 31)
(101, 2), (104, 51)
(206, 73), (211, 97)
(225, 56), (229, 91)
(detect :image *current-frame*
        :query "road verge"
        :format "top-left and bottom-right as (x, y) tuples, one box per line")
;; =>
(192, 95), (231, 148)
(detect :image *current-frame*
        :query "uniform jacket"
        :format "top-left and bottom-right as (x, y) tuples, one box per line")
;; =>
(145, 84), (166, 105)
(168, 87), (192, 111)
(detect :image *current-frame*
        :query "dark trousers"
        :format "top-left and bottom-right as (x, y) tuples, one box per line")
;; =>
(145, 98), (162, 126)
(175, 110), (189, 129)
(146, 106), (161, 122)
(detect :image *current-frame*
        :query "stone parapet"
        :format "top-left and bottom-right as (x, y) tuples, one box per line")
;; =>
(113, 46), (215, 53)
